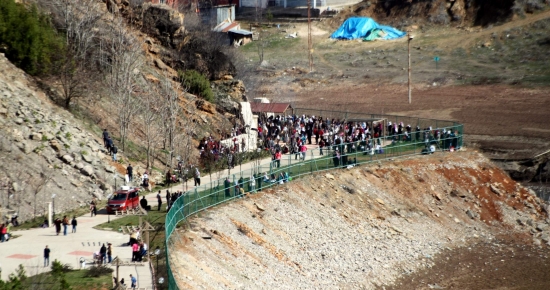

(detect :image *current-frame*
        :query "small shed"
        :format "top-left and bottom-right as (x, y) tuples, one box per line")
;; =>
(250, 103), (293, 118)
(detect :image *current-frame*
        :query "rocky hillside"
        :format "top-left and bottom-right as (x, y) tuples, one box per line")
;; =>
(169, 151), (549, 289)
(337, 0), (549, 28)
(0, 54), (115, 220)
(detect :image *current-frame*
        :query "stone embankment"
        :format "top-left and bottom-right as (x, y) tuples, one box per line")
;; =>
(170, 151), (549, 289)
(0, 54), (115, 220)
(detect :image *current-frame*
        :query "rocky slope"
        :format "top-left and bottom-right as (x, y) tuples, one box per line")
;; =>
(169, 151), (549, 289)
(0, 53), (116, 220)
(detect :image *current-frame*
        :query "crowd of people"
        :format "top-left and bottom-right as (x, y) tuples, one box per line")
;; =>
(255, 114), (461, 165)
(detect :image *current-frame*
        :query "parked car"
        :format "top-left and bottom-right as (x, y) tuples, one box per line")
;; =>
(106, 186), (140, 214)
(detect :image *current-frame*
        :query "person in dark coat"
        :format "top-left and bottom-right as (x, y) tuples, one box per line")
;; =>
(99, 243), (107, 264)
(54, 218), (62, 235)
(224, 177), (231, 198)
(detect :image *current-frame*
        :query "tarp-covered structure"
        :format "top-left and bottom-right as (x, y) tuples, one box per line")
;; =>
(330, 17), (406, 41)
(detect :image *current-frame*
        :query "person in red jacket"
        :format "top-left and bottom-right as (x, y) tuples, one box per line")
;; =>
(274, 150), (282, 168)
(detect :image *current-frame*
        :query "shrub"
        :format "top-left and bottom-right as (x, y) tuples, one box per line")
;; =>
(179, 70), (214, 102)
(85, 265), (113, 278)
(41, 135), (48, 141)
(65, 132), (72, 140)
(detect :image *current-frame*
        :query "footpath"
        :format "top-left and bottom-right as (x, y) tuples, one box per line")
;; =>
(0, 143), (326, 289)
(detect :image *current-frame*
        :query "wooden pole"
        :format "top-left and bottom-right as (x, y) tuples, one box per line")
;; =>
(146, 229), (150, 263)
(408, 31), (412, 104)
(116, 258), (119, 286)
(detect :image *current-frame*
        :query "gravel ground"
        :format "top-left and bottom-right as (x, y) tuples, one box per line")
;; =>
(169, 151), (549, 289)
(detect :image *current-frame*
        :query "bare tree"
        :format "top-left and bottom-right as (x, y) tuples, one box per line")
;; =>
(158, 74), (184, 170)
(40, 0), (104, 108)
(138, 81), (163, 170)
(101, 16), (144, 152)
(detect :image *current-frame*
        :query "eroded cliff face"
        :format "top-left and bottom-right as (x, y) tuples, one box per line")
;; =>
(169, 151), (548, 289)
(347, 0), (549, 27)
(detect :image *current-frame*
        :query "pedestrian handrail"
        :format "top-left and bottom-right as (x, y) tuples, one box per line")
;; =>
(164, 114), (464, 289)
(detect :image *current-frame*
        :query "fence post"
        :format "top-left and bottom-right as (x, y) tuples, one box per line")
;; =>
(194, 188), (198, 214)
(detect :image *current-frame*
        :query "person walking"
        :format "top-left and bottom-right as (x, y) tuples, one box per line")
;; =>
(165, 190), (171, 211)
(99, 243), (107, 264)
(127, 164), (133, 182)
(107, 243), (113, 263)
(130, 274), (137, 289)
(194, 167), (201, 186)
(112, 146), (118, 162)
(54, 218), (62, 235)
(90, 201), (96, 217)
(71, 216), (77, 233)
(131, 242), (140, 262)
(157, 191), (162, 211)
(62, 216), (69, 236)
(44, 245), (51, 267)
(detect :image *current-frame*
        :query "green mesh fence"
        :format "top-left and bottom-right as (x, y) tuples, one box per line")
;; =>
(165, 115), (463, 289)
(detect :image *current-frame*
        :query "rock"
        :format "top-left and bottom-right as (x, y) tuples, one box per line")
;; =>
(541, 234), (550, 243)
(490, 184), (503, 196)
(29, 132), (42, 140)
(50, 140), (62, 152)
(517, 219), (525, 226)
(91, 188), (103, 200)
(154, 58), (169, 71)
(81, 165), (94, 177)
(18, 141), (33, 154)
(536, 223), (546, 232)
(454, 218), (461, 223)
(71, 180), (82, 187)
(526, 219), (534, 227)
(466, 209), (475, 219)
(325, 173), (335, 180)
(255, 203), (265, 211)
(533, 238), (541, 246)
(82, 153), (93, 163)
(75, 162), (84, 170)
(195, 99), (216, 114)
(376, 198), (385, 205)
(142, 3), (184, 44)
(12, 182), (19, 192)
(15, 118), (23, 125)
(62, 154), (74, 164)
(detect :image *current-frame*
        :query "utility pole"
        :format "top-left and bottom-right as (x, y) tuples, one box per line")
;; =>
(307, 0), (313, 72)
(408, 31), (414, 104)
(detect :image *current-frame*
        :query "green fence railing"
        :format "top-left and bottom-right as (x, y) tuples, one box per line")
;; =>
(165, 115), (463, 289)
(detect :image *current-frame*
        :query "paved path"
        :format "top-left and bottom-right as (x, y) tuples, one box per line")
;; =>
(0, 210), (153, 289)
(0, 143), (329, 288)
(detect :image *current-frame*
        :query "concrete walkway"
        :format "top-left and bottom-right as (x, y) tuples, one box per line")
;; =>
(0, 143), (328, 288)
(0, 210), (153, 289)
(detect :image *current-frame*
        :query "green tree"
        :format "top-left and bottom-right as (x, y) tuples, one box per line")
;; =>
(179, 70), (214, 102)
(0, 0), (64, 75)
(0, 264), (27, 290)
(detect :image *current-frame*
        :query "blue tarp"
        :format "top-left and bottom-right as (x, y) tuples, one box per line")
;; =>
(330, 17), (406, 40)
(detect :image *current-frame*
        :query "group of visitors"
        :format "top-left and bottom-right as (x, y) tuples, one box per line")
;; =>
(96, 243), (113, 264)
(52, 216), (77, 235)
(102, 129), (118, 162)
(0, 222), (12, 242)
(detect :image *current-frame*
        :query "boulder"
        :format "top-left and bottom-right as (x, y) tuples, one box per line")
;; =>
(195, 99), (216, 114)
(29, 132), (42, 140)
(50, 140), (62, 152)
(142, 4), (184, 45)
(62, 154), (74, 164)
(81, 165), (95, 176)
(82, 153), (93, 164)
(105, 165), (116, 173)
(18, 141), (33, 154)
